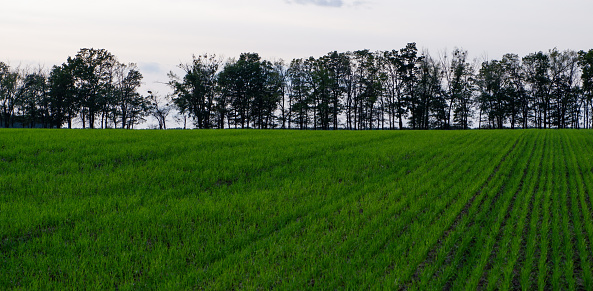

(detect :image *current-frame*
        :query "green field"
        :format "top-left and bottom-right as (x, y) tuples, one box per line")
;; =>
(2, 129), (593, 289)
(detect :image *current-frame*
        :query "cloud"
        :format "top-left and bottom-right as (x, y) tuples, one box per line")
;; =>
(285, 0), (370, 8)
(352, 1), (370, 7)
(139, 62), (163, 75)
(288, 0), (344, 8)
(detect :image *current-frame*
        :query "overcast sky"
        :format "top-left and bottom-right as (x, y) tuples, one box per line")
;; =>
(3, 0), (593, 96)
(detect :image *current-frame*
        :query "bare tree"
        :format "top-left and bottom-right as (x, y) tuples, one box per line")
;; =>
(148, 91), (171, 130)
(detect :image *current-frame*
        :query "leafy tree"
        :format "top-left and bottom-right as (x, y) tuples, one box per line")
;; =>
(2, 49), (148, 129)
(48, 64), (78, 128)
(287, 58), (312, 129)
(68, 48), (117, 128)
(0, 63), (24, 128)
(273, 60), (289, 129)
(7, 45), (593, 130)
(112, 63), (146, 129)
(579, 49), (593, 128)
(440, 49), (474, 129)
(218, 53), (282, 129)
(251, 59), (283, 129)
(218, 54), (254, 128)
(415, 52), (445, 129)
(381, 49), (406, 129)
(169, 54), (220, 129)
(476, 60), (506, 128)
(308, 56), (332, 129)
(450, 50), (474, 129)
(523, 52), (551, 128)
(320, 51), (349, 129)
(398, 43), (421, 129)
(349, 50), (384, 129)
(20, 70), (49, 128)
(548, 48), (580, 128)
(500, 54), (528, 128)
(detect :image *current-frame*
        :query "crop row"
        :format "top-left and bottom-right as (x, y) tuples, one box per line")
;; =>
(1, 129), (593, 289)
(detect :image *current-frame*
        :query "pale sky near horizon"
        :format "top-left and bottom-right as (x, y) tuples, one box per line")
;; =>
(3, 0), (593, 103)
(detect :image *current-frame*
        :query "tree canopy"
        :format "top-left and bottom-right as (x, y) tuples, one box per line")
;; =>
(3, 46), (593, 129)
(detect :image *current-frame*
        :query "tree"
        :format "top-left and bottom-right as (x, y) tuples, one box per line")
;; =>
(68, 48), (117, 129)
(579, 49), (593, 128)
(273, 60), (289, 129)
(308, 56), (332, 129)
(218, 54), (252, 128)
(347, 50), (384, 129)
(2, 48), (149, 129)
(7, 45), (593, 130)
(169, 54), (220, 129)
(148, 91), (171, 130)
(476, 60), (506, 128)
(20, 69), (49, 128)
(381, 49), (406, 129)
(0, 63), (24, 128)
(319, 51), (349, 129)
(112, 63), (145, 129)
(398, 43), (421, 129)
(287, 58), (312, 129)
(523, 52), (551, 128)
(218, 53), (283, 129)
(251, 59), (283, 129)
(548, 48), (580, 128)
(48, 63), (78, 128)
(500, 54), (528, 128)
(440, 49), (474, 129)
(451, 50), (474, 129)
(415, 52), (446, 129)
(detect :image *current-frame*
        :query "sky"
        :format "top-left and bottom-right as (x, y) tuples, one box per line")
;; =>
(3, 0), (593, 125)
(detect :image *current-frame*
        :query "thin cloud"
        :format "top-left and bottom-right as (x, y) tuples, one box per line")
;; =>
(287, 0), (344, 8)
(286, 0), (370, 8)
(352, 1), (371, 7)
(139, 62), (163, 75)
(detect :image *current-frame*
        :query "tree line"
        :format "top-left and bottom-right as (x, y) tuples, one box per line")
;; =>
(3, 45), (593, 129)
(0, 48), (154, 129)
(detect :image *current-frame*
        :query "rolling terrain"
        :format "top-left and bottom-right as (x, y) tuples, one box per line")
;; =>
(1, 129), (592, 289)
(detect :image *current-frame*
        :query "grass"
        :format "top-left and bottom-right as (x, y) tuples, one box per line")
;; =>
(1, 129), (593, 289)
